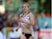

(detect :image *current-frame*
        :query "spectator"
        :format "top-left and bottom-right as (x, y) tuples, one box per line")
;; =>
(0, 24), (4, 39)
(43, 21), (48, 29)
(8, 26), (22, 39)
(33, 20), (40, 31)
(33, 15), (40, 31)
(0, 14), (3, 24)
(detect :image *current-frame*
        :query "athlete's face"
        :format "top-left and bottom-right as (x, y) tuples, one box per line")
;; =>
(22, 4), (29, 12)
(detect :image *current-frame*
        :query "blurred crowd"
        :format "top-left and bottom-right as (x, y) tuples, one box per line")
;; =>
(0, 11), (19, 27)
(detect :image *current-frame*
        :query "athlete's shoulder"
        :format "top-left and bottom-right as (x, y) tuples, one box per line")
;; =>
(29, 12), (34, 16)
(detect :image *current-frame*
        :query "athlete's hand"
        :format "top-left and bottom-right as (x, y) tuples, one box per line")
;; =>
(18, 19), (23, 22)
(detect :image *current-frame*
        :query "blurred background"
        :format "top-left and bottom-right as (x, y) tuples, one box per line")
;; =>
(0, 0), (51, 39)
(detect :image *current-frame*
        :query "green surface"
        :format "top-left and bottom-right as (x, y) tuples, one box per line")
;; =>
(5, 0), (50, 14)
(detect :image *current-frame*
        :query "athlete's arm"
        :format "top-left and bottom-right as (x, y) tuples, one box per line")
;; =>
(18, 14), (23, 22)
(24, 13), (34, 25)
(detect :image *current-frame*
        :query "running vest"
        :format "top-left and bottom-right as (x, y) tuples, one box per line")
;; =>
(20, 13), (30, 27)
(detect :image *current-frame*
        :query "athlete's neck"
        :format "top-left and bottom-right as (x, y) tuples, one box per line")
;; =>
(23, 11), (29, 15)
